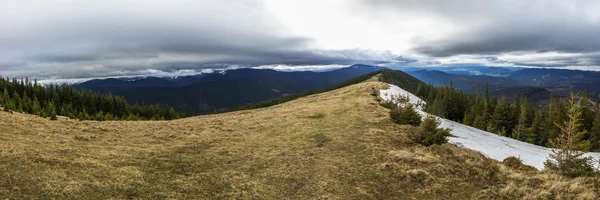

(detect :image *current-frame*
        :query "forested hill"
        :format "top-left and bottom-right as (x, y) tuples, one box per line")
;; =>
(0, 77), (184, 120)
(380, 70), (600, 152)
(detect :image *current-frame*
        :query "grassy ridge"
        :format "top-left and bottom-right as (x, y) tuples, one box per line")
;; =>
(214, 70), (383, 113)
(378, 69), (424, 94)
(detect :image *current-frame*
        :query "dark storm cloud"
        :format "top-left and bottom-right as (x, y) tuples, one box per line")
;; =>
(506, 53), (600, 68)
(360, 0), (600, 66)
(414, 26), (600, 57)
(0, 0), (393, 79)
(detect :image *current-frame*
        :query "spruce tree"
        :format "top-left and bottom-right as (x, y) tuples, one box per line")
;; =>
(539, 109), (553, 146)
(490, 93), (510, 134)
(527, 111), (541, 144)
(2, 88), (8, 103)
(12, 91), (22, 112)
(22, 93), (32, 113)
(32, 97), (42, 116)
(428, 92), (444, 117)
(411, 115), (451, 146)
(60, 106), (67, 117)
(416, 82), (425, 97)
(589, 105), (600, 151)
(3, 92), (14, 111)
(512, 98), (532, 140)
(547, 94), (567, 141)
(544, 93), (596, 177)
(463, 104), (476, 126)
(46, 101), (57, 120)
(574, 94), (592, 151)
(80, 108), (90, 120)
(0, 88), (3, 106)
(390, 103), (422, 127)
(580, 91), (594, 132)
(482, 83), (491, 125)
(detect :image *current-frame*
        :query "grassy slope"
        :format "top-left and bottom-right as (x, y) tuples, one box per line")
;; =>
(1, 76), (598, 199)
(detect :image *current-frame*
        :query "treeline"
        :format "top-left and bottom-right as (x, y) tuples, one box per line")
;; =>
(0, 76), (185, 120)
(379, 70), (600, 152)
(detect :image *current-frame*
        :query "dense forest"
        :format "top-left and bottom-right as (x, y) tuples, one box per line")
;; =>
(0, 76), (184, 120)
(379, 70), (600, 152)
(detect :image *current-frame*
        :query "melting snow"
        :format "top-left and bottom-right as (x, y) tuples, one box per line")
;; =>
(380, 84), (600, 170)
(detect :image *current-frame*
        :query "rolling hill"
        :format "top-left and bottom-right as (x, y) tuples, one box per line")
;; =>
(1, 74), (598, 199)
(73, 64), (384, 113)
(509, 68), (600, 99)
(405, 70), (519, 92)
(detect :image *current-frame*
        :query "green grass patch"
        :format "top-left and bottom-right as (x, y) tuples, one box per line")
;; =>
(307, 113), (325, 119)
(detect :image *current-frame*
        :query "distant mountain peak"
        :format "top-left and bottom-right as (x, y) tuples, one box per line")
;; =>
(348, 64), (382, 69)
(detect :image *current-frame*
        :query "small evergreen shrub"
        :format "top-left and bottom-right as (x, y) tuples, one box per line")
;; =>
(544, 150), (597, 177)
(390, 104), (422, 127)
(410, 115), (451, 146)
(396, 95), (410, 104)
(380, 101), (396, 109)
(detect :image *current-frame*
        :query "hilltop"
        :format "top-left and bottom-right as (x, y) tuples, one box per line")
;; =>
(1, 75), (598, 199)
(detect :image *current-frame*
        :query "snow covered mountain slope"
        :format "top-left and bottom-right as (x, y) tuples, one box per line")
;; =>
(380, 84), (600, 170)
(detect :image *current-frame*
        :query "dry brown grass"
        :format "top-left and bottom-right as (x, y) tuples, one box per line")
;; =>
(1, 76), (599, 199)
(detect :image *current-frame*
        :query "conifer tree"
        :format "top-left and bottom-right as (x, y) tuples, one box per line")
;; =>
(547, 95), (567, 141)
(390, 103), (422, 127)
(589, 104), (600, 151)
(416, 82), (425, 97)
(544, 93), (596, 177)
(12, 91), (22, 112)
(2, 88), (10, 110)
(80, 108), (90, 120)
(46, 101), (57, 120)
(463, 104), (476, 126)
(473, 114), (485, 130)
(489, 93), (510, 134)
(0, 88), (3, 105)
(580, 91), (594, 132)
(527, 111), (542, 144)
(32, 97), (43, 116)
(22, 93), (32, 113)
(574, 93), (592, 151)
(411, 115), (451, 146)
(482, 83), (491, 125)
(539, 109), (554, 146)
(427, 92), (444, 117)
(512, 98), (532, 140)
(60, 106), (67, 117)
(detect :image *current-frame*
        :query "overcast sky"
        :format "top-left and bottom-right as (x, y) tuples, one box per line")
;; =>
(1, 0), (600, 80)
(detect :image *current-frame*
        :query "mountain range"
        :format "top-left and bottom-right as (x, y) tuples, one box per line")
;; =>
(73, 64), (384, 114)
(72, 65), (600, 112)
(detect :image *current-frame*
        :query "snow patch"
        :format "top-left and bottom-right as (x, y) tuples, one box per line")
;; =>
(380, 84), (600, 170)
